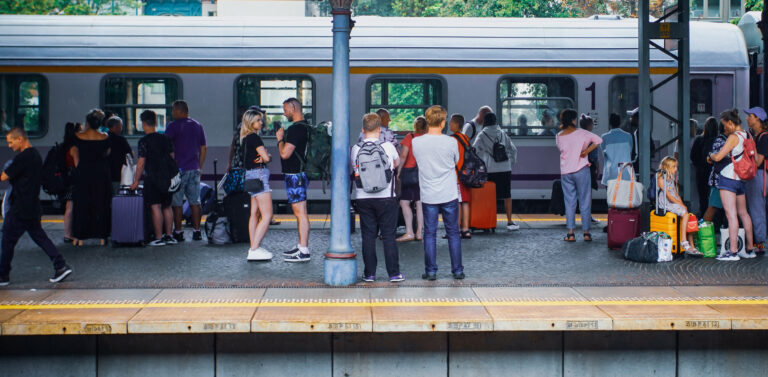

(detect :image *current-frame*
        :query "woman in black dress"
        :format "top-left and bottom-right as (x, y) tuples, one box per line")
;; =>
(71, 109), (111, 246)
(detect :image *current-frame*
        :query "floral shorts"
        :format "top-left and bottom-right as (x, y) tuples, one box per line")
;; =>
(284, 172), (308, 204)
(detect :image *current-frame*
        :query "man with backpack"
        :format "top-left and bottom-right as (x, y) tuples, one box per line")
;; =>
(473, 112), (519, 231)
(276, 97), (311, 262)
(462, 106), (492, 144)
(352, 113), (403, 282)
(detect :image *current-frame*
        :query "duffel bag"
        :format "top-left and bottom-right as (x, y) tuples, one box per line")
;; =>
(622, 232), (660, 263)
(607, 163), (643, 209)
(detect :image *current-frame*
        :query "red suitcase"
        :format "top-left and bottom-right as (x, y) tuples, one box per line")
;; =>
(607, 207), (641, 250)
(469, 181), (497, 232)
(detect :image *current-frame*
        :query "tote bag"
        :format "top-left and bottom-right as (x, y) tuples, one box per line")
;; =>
(607, 163), (644, 209)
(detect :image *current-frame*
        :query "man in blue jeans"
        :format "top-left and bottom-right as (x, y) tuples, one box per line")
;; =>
(165, 100), (207, 241)
(412, 105), (464, 280)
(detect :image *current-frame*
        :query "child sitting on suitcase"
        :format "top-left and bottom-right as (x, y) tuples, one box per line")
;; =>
(656, 157), (702, 256)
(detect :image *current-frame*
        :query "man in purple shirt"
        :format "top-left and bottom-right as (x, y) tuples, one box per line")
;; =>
(165, 100), (207, 242)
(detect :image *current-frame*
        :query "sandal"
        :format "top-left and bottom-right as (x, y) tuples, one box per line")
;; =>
(564, 232), (576, 242)
(583, 232), (592, 242)
(461, 231), (472, 239)
(682, 241), (703, 257)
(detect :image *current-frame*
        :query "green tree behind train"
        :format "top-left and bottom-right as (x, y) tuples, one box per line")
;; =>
(0, 0), (143, 15)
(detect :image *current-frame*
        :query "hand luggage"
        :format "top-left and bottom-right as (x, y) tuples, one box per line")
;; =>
(607, 207), (641, 250)
(650, 173), (679, 254)
(469, 181), (497, 232)
(719, 227), (746, 256)
(622, 232), (660, 263)
(111, 188), (145, 246)
(204, 160), (232, 245)
(696, 221), (717, 258)
(607, 163), (644, 209)
(224, 191), (251, 244)
(549, 179), (565, 216)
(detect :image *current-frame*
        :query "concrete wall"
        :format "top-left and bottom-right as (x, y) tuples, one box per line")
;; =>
(1, 331), (766, 377)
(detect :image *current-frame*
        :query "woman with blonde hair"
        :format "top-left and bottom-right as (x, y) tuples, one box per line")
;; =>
(240, 109), (274, 261)
(656, 156), (701, 256)
(397, 116), (427, 242)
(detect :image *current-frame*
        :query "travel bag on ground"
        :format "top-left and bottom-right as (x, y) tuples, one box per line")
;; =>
(606, 207), (641, 250)
(224, 191), (251, 244)
(622, 232), (672, 263)
(111, 188), (145, 246)
(469, 181), (497, 232)
(696, 220), (717, 258)
(720, 227), (746, 256)
(549, 179), (565, 216)
(204, 160), (231, 245)
(650, 172), (679, 254)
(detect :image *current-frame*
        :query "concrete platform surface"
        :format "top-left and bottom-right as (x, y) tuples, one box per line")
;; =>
(1, 286), (768, 335)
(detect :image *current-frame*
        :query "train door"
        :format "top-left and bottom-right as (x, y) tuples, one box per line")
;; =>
(690, 74), (734, 126)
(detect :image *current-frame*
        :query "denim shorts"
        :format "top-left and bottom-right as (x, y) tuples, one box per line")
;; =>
(246, 168), (271, 197)
(172, 169), (201, 207)
(284, 172), (308, 204)
(716, 176), (746, 196)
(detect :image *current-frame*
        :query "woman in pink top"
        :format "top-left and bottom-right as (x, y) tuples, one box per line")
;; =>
(556, 109), (603, 242)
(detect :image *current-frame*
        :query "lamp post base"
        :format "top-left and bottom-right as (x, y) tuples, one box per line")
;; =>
(323, 257), (357, 286)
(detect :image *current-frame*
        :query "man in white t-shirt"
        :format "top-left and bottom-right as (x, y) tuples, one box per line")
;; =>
(412, 105), (464, 280)
(351, 113), (403, 283)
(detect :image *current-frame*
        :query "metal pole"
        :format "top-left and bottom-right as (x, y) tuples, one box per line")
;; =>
(639, 0), (652, 230)
(324, 3), (357, 286)
(679, 1), (691, 203)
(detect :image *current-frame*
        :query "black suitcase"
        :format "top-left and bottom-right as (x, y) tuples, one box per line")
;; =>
(549, 179), (565, 216)
(224, 191), (250, 244)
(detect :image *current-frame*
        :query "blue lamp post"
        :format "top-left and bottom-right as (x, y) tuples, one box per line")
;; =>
(323, 0), (357, 286)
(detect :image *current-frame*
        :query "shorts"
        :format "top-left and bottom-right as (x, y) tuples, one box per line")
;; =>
(487, 171), (512, 200)
(246, 168), (271, 197)
(284, 172), (308, 204)
(716, 176), (746, 196)
(708, 186), (723, 209)
(400, 182), (420, 202)
(458, 183), (470, 203)
(172, 169), (201, 207)
(665, 203), (687, 217)
(144, 179), (172, 207)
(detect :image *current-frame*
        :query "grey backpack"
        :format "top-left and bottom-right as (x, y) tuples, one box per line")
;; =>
(354, 141), (393, 194)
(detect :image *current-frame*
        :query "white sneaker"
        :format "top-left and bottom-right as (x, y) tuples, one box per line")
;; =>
(738, 249), (757, 259)
(148, 238), (165, 247)
(247, 247), (273, 261)
(716, 252), (740, 261)
(506, 222), (520, 231)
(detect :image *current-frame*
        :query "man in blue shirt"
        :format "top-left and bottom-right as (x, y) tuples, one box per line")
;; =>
(600, 113), (634, 186)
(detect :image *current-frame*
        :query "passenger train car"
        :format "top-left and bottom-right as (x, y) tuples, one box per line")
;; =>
(0, 15), (750, 206)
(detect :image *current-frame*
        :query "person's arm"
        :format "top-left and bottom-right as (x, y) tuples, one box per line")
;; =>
(255, 145), (271, 164)
(276, 127), (297, 160)
(69, 146), (79, 167)
(199, 145), (207, 170)
(708, 135), (738, 162)
(756, 153), (765, 168)
(130, 157), (146, 190)
(227, 141), (235, 171)
(0, 172), (7, 182)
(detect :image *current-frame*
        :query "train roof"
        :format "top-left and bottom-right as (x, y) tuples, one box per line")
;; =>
(0, 15), (749, 70)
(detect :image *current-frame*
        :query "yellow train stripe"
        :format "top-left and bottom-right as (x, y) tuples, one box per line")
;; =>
(0, 65), (677, 75)
(1, 299), (767, 310)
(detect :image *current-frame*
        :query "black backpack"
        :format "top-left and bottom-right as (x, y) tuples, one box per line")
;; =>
(452, 134), (488, 188)
(41, 143), (67, 196)
(483, 131), (509, 163)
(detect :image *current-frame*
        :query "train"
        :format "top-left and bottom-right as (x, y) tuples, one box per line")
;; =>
(0, 15), (750, 208)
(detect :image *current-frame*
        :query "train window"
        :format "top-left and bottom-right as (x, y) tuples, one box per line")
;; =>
(690, 78), (713, 125)
(498, 76), (575, 136)
(608, 76), (638, 126)
(0, 74), (48, 138)
(367, 78), (443, 132)
(102, 76), (180, 136)
(236, 76), (313, 137)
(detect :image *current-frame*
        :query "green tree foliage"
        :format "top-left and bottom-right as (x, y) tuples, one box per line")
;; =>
(746, 0), (763, 12)
(0, 0), (142, 15)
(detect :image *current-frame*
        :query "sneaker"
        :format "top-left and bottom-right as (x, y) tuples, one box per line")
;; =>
(362, 275), (375, 282)
(284, 252), (310, 263)
(506, 222), (520, 231)
(591, 216), (600, 224)
(247, 247), (273, 261)
(192, 230), (203, 241)
(389, 274), (405, 282)
(716, 252), (740, 261)
(148, 238), (166, 247)
(49, 265), (72, 283)
(162, 234), (178, 245)
(0, 275), (9, 286)
(172, 231), (185, 242)
(283, 247), (300, 257)
(453, 272), (466, 280)
(421, 273), (437, 281)
(738, 249), (757, 259)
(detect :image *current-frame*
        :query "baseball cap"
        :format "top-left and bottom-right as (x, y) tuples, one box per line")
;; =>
(744, 107), (767, 121)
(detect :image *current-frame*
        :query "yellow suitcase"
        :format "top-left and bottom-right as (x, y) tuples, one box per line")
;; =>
(650, 210), (679, 254)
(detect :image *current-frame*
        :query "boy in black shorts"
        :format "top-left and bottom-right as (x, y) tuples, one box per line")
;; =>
(130, 110), (177, 246)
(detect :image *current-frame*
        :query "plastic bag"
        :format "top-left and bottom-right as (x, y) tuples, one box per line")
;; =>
(120, 155), (137, 187)
(696, 221), (717, 258)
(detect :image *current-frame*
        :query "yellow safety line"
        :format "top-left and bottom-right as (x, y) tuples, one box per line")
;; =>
(2, 299), (767, 310)
(26, 217), (604, 224)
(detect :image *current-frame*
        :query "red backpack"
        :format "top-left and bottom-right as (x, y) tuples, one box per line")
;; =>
(732, 131), (757, 181)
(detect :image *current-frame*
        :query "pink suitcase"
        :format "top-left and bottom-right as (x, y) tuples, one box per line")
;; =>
(607, 208), (641, 250)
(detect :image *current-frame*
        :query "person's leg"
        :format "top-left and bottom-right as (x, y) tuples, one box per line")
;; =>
(292, 201), (310, 249)
(357, 199), (378, 277)
(720, 189), (739, 254)
(574, 168), (592, 233)
(460, 202), (470, 232)
(248, 196), (259, 250)
(399, 200), (414, 237)
(560, 173), (578, 234)
(63, 200), (73, 239)
(171, 170), (190, 234)
(415, 200), (424, 238)
(422, 203), (439, 275)
(0, 215), (27, 277)
(379, 198), (401, 278)
(252, 192), (273, 249)
(151, 204), (163, 240)
(440, 200), (463, 275)
(188, 170), (202, 231)
(162, 206), (174, 236)
(25, 218), (66, 271)
(680, 211), (689, 242)
(504, 198), (512, 223)
(736, 193), (754, 251)
(745, 169), (766, 245)
(703, 206), (718, 223)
